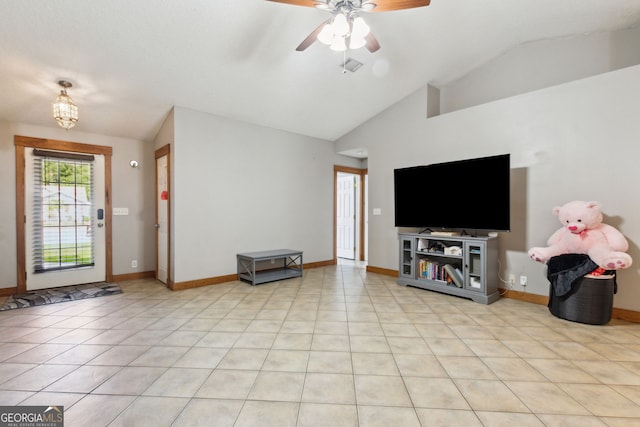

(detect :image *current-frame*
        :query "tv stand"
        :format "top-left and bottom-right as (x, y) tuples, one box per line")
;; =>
(398, 233), (499, 304)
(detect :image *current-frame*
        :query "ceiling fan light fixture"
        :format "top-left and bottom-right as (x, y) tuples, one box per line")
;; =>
(359, 1), (376, 10)
(52, 80), (78, 130)
(317, 24), (334, 45)
(351, 16), (370, 38)
(349, 35), (366, 49)
(330, 36), (347, 51)
(332, 13), (349, 36)
(271, 0), (432, 53)
(316, 11), (371, 51)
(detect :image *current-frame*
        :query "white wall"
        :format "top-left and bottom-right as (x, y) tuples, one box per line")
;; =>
(170, 107), (356, 283)
(109, 130), (155, 275)
(336, 65), (640, 311)
(442, 26), (640, 114)
(0, 121), (17, 289)
(0, 122), (154, 289)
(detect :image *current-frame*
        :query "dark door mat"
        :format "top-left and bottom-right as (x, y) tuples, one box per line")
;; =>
(0, 282), (122, 311)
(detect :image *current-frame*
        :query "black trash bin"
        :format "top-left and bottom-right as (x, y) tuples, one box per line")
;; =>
(547, 254), (617, 325)
(548, 274), (616, 325)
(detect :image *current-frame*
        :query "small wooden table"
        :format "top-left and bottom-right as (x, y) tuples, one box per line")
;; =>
(237, 249), (303, 285)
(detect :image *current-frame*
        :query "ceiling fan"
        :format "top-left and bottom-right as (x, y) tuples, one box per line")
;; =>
(267, 0), (431, 53)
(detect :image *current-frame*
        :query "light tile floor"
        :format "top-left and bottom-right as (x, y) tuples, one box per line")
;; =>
(2, 261), (640, 426)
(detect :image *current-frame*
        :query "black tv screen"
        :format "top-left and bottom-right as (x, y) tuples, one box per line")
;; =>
(394, 154), (510, 231)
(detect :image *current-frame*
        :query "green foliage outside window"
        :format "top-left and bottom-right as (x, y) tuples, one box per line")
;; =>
(36, 158), (94, 271)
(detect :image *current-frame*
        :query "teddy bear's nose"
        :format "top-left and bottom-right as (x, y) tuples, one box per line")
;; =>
(568, 225), (578, 231)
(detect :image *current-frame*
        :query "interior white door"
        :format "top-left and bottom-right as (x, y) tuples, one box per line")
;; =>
(364, 173), (368, 262)
(156, 154), (169, 284)
(337, 173), (356, 259)
(24, 147), (106, 290)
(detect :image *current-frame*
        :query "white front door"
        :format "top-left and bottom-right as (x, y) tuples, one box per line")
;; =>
(24, 147), (106, 290)
(337, 173), (356, 259)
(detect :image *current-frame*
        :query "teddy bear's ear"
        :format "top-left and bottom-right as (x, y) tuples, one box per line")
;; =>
(586, 201), (602, 211)
(552, 206), (561, 216)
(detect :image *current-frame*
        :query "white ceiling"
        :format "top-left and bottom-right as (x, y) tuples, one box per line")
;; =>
(1, 0), (640, 142)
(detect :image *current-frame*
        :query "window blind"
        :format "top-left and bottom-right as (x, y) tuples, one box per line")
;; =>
(32, 151), (96, 273)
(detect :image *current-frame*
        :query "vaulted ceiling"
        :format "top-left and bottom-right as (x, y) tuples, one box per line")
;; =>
(1, 0), (640, 142)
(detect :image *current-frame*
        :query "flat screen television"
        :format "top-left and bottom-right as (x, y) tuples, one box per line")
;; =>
(394, 153), (510, 232)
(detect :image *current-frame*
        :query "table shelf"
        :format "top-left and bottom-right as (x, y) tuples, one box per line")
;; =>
(237, 249), (303, 286)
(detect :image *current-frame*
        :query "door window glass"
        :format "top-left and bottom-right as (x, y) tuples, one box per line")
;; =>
(32, 153), (95, 273)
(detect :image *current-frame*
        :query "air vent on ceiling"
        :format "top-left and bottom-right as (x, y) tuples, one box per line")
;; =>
(341, 58), (363, 73)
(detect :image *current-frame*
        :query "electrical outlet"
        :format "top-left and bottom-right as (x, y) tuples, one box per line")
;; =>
(270, 259), (275, 264)
(131, 260), (138, 268)
(520, 275), (527, 286)
(508, 274), (515, 285)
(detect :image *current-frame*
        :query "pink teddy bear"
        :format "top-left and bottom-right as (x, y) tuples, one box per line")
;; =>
(528, 200), (632, 270)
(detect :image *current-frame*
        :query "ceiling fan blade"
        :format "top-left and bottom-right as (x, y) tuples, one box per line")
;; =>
(368, 0), (430, 12)
(365, 32), (380, 52)
(267, 0), (321, 8)
(296, 19), (330, 51)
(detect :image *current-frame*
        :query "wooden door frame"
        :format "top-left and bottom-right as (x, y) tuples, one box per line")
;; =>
(14, 135), (113, 293)
(333, 165), (367, 262)
(154, 144), (171, 287)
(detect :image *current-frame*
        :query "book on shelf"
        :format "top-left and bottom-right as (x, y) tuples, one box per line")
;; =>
(443, 264), (464, 288)
(419, 259), (462, 285)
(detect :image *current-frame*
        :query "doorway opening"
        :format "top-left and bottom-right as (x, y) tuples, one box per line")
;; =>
(155, 144), (171, 287)
(334, 165), (367, 263)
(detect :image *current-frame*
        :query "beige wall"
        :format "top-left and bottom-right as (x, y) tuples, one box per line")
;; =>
(441, 26), (640, 114)
(168, 107), (359, 283)
(0, 121), (17, 289)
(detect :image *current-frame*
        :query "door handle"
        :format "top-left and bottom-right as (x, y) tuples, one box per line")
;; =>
(154, 224), (160, 229)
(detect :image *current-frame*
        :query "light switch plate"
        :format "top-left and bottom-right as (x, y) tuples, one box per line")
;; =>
(372, 208), (382, 216)
(113, 207), (129, 216)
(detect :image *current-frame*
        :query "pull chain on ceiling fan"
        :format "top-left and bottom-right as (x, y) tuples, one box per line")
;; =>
(267, 0), (431, 53)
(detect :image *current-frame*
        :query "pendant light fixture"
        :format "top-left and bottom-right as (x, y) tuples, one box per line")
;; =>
(52, 80), (78, 130)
